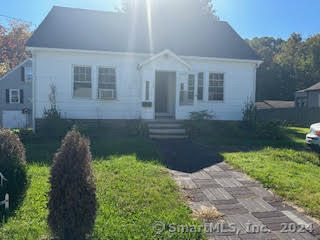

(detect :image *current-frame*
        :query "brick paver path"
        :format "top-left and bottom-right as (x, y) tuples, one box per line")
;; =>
(170, 161), (320, 240)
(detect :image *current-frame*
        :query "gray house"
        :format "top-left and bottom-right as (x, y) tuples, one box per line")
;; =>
(295, 82), (320, 108)
(0, 59), (32, 128)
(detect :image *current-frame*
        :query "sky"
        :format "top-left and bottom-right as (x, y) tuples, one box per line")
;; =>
(0, 0), (319, 40)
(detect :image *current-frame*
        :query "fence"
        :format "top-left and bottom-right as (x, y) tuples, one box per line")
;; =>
(256, 108), (320, 127)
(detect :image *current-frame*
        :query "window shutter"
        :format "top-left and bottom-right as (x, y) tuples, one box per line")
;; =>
(6, 89), (9, 103)
(20, 89), (24, 104)
(21, 67), (25, 81)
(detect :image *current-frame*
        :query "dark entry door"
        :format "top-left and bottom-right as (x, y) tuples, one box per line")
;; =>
(155, 74), (169, 114)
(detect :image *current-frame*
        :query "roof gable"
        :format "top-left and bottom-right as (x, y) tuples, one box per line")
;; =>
(26, 6), (260, 61)
(138, 49), (191, 70)
(0, 59), (32, 81)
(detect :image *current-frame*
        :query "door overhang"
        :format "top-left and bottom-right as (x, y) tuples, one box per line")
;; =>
(137, 49), (191, 71)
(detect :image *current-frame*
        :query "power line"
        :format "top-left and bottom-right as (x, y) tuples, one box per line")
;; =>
(0, 14), (37, 27)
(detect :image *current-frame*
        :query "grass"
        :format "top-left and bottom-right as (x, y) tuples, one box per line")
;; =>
(188, 121), (309, 149)
(223, 148), (320, 219)
(0, 132), (204, 240)
(189, 121), (320, 220)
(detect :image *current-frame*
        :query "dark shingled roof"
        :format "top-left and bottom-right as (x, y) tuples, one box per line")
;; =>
(297, 82), (320, 92)
(26, 6), (260, 60)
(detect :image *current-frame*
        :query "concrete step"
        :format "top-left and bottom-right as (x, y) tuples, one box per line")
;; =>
(148, 123), (183, 129)
(149, 128), (186, 135)
(149, 134), (188, 139)
(145, 119), (183, 124)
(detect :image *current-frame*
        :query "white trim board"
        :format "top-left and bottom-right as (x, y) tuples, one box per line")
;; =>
(26, 47), (263, 65)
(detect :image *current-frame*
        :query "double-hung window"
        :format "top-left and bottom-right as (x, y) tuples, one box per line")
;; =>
(188, 74), (195, 101)
(9, 89), (20, 103)
(98, 67), (116, 100)
(25, 67), (32, 82)
(209, 73), (224, 101)
(73, 66), (92, 98)
(197, 72), (204, 100)
(145, 81), (150, 101)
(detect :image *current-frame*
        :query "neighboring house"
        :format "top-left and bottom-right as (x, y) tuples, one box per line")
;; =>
(26, 6), (262, 129)
(295, 82), (320, 108)
(0, 59), (32, 128)
(256, 100), (294, 110)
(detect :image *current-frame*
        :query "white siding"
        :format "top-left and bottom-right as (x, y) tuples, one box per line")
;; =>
(33, 49), (257, 121)
(34, 50), (145, 119)
(177, 57), (257, 120)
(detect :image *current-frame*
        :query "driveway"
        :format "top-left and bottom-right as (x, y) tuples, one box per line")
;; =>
(155, 139), (320, 240)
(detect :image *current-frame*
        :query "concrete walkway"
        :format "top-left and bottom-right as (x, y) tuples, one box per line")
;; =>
(155, 140), (320, 240)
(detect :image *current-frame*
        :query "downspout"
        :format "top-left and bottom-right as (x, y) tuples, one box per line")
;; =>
(32, 52), (37, 132)
(137, 64), (143, 119)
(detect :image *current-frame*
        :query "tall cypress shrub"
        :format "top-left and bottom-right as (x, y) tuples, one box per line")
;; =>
(48, 130), (96, 240)
(0, 129), (27, 217)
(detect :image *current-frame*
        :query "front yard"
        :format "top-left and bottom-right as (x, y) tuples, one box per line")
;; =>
(0, 133), (204, 240)
(189, 121), (320, 220)
(1, 122), (319, 239)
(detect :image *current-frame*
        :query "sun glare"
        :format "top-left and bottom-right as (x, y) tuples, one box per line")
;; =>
(146, 0), (154, 53)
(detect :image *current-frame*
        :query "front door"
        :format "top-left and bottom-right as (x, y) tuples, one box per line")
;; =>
(155, 71), (176, 118)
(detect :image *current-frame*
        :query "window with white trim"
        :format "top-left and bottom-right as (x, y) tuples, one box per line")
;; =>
(145, 81), (150, 101)
(98, 67), (116, 100)
(209, 73), (224, 101)
(188, 74), (195, 101)
(197, 72), (204, 100)
(25, 67), (32, 82)
(10, 89), (20, 104)
(73, 66), (92, 98)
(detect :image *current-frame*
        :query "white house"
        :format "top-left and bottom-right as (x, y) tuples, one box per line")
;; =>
(26, 6), (262, 129)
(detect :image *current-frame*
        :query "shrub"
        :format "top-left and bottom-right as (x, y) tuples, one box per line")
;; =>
(40, 84), (71, 137)
(0, 129), (27, 217)
(13, 128), (37, 142)
(127, 119), (148, 136)
(48, 130), (96, 240)
(186, 110), (215, 137)
(242, 100), (256, 129)
(254, 121), (285, 140)
(189, 110), (215, 121)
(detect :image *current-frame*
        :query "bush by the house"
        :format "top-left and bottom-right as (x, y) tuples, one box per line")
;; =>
(127, 119), (148, 136)
(241, 101), (285, 140)
(185, 110), (215, 137)
(254, 121), (285, 140)
(242, 100), (256, 129)
(39, 84), (71, 137)
(13, 128), (36, 142)
(48, 130), (96, 240)
(0, 129), (27, 216)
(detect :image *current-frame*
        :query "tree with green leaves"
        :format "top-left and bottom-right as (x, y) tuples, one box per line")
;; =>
(248, 33), (320, 101)
(247, 37), (284, 100)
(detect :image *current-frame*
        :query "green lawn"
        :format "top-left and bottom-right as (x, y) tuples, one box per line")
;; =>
(189, 121), (309, 149)
(190, 121), (320, 220)
(224, 148), (320, 219)
(0, 133), (204, 240)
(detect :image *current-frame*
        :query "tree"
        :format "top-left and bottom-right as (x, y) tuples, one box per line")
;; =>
(0, 129), (27, 217)
(0, 20), (32, 77)
(248, 33), (320, 101)
(247, 37), (284, 100)
(274, 33), (305, 100)
(48, 130), (96, 240)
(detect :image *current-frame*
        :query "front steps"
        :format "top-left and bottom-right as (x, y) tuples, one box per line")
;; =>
(146, 119), (188, 140)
